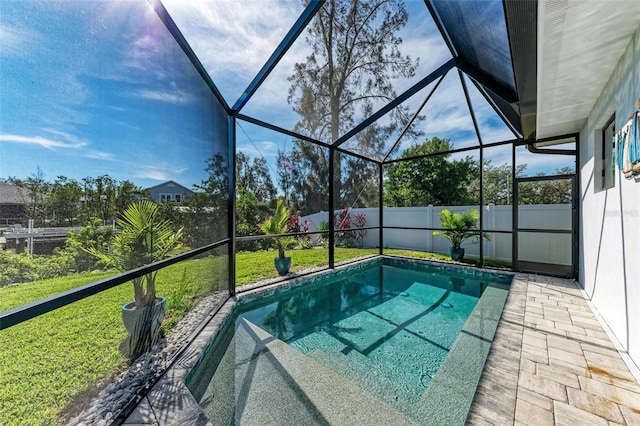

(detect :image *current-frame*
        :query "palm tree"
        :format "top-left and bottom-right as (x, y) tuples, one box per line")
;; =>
(85, 200), (183, 308)
(434, 209), (489, 261)
(260, 198), (296, 275)
(260, 198), (295, 259)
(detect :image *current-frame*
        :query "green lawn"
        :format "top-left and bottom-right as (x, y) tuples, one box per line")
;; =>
(383, 248), (513, 269)
(0, 246), (504, 424)
(235, 247), (378, 285)
(0, 255), (226, 425)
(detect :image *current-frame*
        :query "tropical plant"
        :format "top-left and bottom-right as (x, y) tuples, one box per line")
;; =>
(353, 213), (367, 248)
(291, 215), (312, 249)
(334, 207), (354, 247)
(433, 209), (489, 251)
(260, 199), (295, 259)
(85, 200), (183, 308)
(317, 221), (329, 248)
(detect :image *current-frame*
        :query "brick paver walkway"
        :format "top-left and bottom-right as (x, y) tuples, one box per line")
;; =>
(467, 274), (640, 425)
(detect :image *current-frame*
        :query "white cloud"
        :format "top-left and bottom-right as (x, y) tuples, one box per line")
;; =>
(482, 127), (517, 143)
(391, 38), (451, 95)
(0, 23), (41, 57)
(0, 133), (87, 150)
(134, 167), (171, 182)
(163, 0), (305, 103)
(1, 131), (122, 164)
(259, 140), (278, 153)
(133, 165), (188, 182)
(134, 89), (194, 105)
(237, 139), (279, 159)
(0, 25), (20, 54)
(84, 151), (116, 161)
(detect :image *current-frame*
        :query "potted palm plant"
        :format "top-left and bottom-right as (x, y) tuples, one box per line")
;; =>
(433, 209), (489, 261)
(260, 199), (295, 275)
(86, 200), (183, 359)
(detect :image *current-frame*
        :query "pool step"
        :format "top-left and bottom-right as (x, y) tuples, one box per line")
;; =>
(299, 331), (418, 402)
(306, 346), (422, 412)
(228, 319), (416, 426)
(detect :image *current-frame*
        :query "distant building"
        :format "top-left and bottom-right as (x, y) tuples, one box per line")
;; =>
(0, 182), (31, 225)
(146, 181), (194, 204)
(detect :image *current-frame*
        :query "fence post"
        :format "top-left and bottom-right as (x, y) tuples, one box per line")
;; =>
(487, 203), (495, 259)
(427, 205), (433, 252)
(28, 218), (34, 257)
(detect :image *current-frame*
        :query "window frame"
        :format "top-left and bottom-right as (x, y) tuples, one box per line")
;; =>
(595, 113), (616, 192)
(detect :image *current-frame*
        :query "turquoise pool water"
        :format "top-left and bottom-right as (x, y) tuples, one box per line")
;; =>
(187, 258), (512, 425)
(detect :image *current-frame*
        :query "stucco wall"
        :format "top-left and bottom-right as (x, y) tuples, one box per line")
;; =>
(579, 23), (640, 372)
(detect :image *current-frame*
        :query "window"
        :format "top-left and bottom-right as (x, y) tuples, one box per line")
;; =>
(160, 193), (172, 202)
(596, 114), (616, 192)
(174, 194), (181, 203)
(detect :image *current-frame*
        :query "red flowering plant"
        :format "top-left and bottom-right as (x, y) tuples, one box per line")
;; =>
(334, 207), (355, 247)
(289, 214), (299, 234)
(354, 213), (367, 247)
(290, 214), (312, 249)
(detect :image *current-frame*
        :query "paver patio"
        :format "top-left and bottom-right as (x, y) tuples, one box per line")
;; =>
(467, 274), (640, 425)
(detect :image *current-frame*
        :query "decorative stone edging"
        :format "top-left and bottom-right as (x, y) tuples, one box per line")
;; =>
(67, 290), (229, 426)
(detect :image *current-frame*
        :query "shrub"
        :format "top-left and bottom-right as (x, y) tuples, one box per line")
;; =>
(33, 252), (75, 280)
(60, 218), (115, 272)
(84, 200), (183, 308)
(317, 221), (329, 248)
(334, 207), (355, 247)
(354, 213), (367, 248)
(433, 209), (488, 250)
(0, 249), (37, 287)
(236, 223), (264, 252)
(291, 215), (312, 249)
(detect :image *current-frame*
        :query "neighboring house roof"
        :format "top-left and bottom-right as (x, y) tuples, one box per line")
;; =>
(0, 182), (32, 205)
(145, 180), (194, 195)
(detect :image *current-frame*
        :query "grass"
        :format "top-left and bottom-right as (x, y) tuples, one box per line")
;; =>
(235, 247), (378, 286)
(0, 255), (226, 425)
(0, 271), (115, 312)
(0, 246), (506, 424)
(383, 248), (513, 269)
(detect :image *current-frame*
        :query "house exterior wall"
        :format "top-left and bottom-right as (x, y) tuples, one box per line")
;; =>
(579, 23), (640, 374)
(148, 181), (193, 203)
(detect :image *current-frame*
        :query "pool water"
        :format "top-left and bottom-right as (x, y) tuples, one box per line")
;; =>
(187, 259), (512, 425)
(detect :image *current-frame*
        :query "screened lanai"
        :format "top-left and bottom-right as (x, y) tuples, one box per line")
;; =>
(4, 1), (639, 425)
(159, 0), (577, 278)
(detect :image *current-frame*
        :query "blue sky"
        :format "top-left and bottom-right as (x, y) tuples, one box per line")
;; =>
(0, 1), (221, 190)
(0, 0), (573, 192)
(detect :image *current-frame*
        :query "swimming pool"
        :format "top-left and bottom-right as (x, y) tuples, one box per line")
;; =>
(186, 257), (512, 425)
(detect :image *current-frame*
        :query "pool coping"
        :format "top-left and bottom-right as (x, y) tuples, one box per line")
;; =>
(416, 277), (510, 424)
(122, 256), (514, 425)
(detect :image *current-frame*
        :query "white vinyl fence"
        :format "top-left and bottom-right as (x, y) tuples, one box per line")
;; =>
(300, 204), (572, 264)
